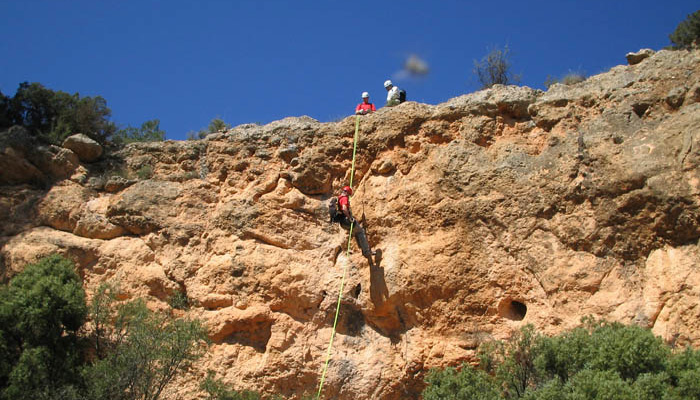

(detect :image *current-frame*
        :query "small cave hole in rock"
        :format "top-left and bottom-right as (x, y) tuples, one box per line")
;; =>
(353, 283), (361, 299)
(499, 299), (527, 321)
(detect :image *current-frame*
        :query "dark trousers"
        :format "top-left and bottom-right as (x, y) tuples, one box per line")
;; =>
(337, 216), (373, 258)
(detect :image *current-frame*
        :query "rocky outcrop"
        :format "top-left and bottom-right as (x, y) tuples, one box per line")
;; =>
(626, 48), (655, 65)
(62, 133), (103, 162)
(1, 49), (700, 399)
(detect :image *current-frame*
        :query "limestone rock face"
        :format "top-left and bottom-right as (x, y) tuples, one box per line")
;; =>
(2, 49), (700, 399)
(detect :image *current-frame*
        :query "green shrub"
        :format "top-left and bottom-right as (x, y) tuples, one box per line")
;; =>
(168, 290), (191, 310)
(192, 117), (232, 139)
(669, 10), (700, 49)
(422, 319), (691, 400)
(566, 369), (634, 400)
(200, 371), (262, 400)
(2, 82), (116, 144)
(0, 257), (209, 400)
(0, 255), (87, 399)
(82, 298), (208, 400)
(587, 321), (669, 380)
(112, 119), (166, 145)
(631, 372), (670, 399)
(423, 365), (500, 400)
(136, 165), (154, 180)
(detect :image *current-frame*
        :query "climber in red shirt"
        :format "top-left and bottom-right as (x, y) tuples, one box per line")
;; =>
(355, 92), (376, 115)
(330, 185), (377, 264)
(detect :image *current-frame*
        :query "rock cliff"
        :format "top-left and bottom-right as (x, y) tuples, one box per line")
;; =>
(1, 48), (699, 399)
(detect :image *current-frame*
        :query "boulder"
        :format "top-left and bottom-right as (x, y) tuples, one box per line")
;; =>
(626, 48), (655, 65)
(62, 133), (103, 162)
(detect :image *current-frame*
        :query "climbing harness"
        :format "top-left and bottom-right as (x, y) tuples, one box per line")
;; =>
(316, 115), (361, 399)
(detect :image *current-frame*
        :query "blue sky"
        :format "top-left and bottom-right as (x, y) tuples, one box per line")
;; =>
(1, 1), (697, 141)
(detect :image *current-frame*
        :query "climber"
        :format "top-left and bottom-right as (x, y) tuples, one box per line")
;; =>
(329, 186), (376, 262)
(355, 92), (376, 115)
(384, 80), (401, 107)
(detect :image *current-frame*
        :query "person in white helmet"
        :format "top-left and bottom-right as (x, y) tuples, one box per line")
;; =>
(384, 80), (400, 107)
(355, 92), (376, 115)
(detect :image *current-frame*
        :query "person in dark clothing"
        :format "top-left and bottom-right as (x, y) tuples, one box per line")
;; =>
(330, 186), (376, 262)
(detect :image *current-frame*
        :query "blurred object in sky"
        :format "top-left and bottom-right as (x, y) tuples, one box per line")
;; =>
(404, 54), (430, 76)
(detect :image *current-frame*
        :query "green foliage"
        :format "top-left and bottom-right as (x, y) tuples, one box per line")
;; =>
(0, 91), (10, 130)
(473, 45), (521, 89)
(424, 365), (500, 400)
(137, 165), (154, 180)
(0, 255), (87, 400)
(82, 298), (208, 400)
(566, 369), (634, 400)
(586, 320), (669, 380)
(189, 117), (232, 140)
(200, 371), (262, 400)
(168, 290), (190, 311)
(113, 119), (167, 145)
(3, 82), (116, 144)
(0, 258), (209, 400)
(669, 10), (700, 49)
(424, 319), (700, 400)
(208, 118), (231, 134)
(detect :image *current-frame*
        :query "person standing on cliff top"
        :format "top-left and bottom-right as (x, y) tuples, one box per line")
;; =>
(384, 80), (400, 107)
(329, 186), (376, 265)
(355, 92), (376, 115)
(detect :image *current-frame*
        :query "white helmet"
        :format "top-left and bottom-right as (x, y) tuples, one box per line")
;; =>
(384, 80), (393, 88)
(362, 92), (369, 98)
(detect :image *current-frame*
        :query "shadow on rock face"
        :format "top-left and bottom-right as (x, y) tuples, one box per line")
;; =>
(369, 250), (388, 306)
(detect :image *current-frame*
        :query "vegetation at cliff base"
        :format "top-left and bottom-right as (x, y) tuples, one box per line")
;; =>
(423, 319), (700, 400)
(0, 255), (208, 400)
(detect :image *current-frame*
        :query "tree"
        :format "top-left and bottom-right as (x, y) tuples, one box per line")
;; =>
(82, 292), (208, 400)
(4, 82), (116, 144)
(473, 45), (520, 89)
(112, 119), (167, 145)
(0, 255), (87, 400)
(0, 91), (10, 131)
(669, 10), (700, 49)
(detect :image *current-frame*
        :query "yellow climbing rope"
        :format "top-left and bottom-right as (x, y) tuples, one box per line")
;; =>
(316, 115), (361, 399)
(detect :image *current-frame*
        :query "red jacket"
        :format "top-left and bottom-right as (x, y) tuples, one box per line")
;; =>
(356, 102), (376, 113)
(338, 194), (350, 213)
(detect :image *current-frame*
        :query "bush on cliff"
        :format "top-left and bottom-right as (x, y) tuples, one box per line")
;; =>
(1, 82), (117, 145)
(0, 82), (168, 146)
(112, 119), (167, 145)
(423, 319), (700, 399)
(669, 9), (700, 49)
(473, 45), (521, 89)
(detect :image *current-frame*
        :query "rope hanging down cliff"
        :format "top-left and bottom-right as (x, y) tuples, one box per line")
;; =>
(316, 115), (361, 400)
